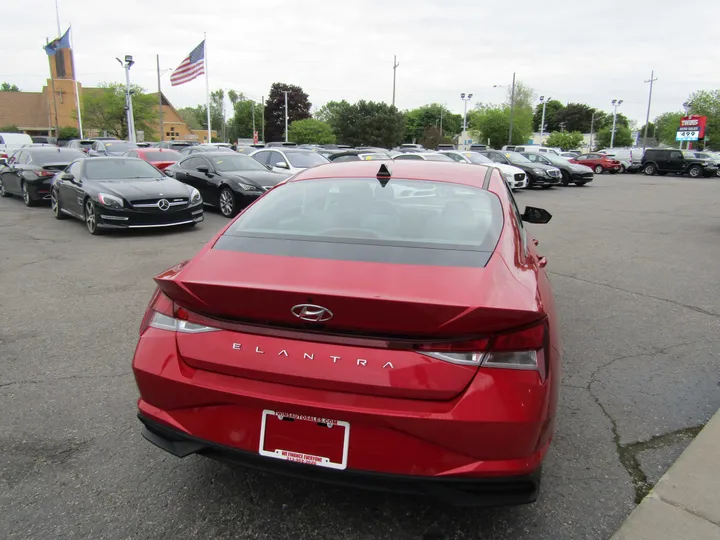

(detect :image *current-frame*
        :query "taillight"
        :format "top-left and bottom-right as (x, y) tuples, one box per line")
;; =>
(415, 321), (549, 378)
(139, 289), (219, 335)
(35, 170), (55, 177)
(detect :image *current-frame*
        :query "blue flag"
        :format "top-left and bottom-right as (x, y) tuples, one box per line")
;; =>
(44, 27), (71, 56)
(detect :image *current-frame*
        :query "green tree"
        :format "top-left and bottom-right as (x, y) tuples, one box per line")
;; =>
(227, 90), (245, 106)
(0, 125), (21, 133)
(533, 100), (564, 132)
(595, 126), (634, 149)
(653, 111), (684, 146)
(193, 89), (226, 132)
(467, 105), (510, 149)
(507, 81), (535, 111)
(315, 100), (351, 126)
(557, 103), (596, 132)
(0, 82), (20, 92)
(332, 101), (404, 148)
(230, 99), (260, 140)
(288, 118), (336, 145)
(404, 103), (462, 143)
(81, 82), (158, 140)
(264, 83), (312, 142)
(57, 126), (79, 140)
(504, 81), (535, 145)
(685, 89), (720, 149)
(177, 106), (203, 129)
(544, 131), (584, 151)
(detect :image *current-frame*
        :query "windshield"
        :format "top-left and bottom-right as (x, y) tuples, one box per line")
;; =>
(541, 154), (570, 166)
(225, 178), (502, 252)
(462, 152), (493, 164)
(505, 152), (532, 165)
(84, 159), (160, 180)
(31, 149), (86, 164)
(143, 150), (181, 161)
(212, 155), (268, 172)
(422, 154), (455, 162)
(103, 142), (137, 153)
(285, 152), (330, 168)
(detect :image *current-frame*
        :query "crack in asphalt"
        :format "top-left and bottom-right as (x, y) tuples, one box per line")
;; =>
(0, 372), (132, 389)
(585, 340), (711, 504)
(549, 271), (720, 318)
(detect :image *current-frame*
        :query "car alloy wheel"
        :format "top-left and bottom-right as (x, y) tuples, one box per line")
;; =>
(219, 187), (235, 218)
(22, 182), (36, 207)
(644, 164), (656, 175)
(84, 199), (101, 235)
(560, 171), (571, 186)
(619, 164), (626, 173)
(688, 165), (702, 178)
(594, 165), (604, 174)
(51, 190), (66, 220)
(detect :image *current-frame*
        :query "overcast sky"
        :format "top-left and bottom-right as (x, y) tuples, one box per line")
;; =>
(6, 0), (720, 127)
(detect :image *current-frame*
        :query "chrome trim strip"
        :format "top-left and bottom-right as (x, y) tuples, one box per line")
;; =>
(127, 220), (194, 228)
(133, 201), (187, 208)
(191, 209), (203, 215)
(101, 215), (129, 220)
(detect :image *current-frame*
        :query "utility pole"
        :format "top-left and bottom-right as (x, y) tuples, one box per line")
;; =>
(392, 55), (399, 107)
(117, 55), (136, 143)
(539, 95), (551, 143)
(610, 98), (623, 149)
(251, 101), (256, 139)
(156, 54), (164, 141)
(589, 111), (596, 151)
(261, 95), (265, 144)
(282, 90), (290, 142)
(642, 71), (658, 150)
(508, 72), (516, 145)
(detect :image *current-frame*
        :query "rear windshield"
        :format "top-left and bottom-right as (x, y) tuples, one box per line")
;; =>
(218, 178), (502, 267)
(143, 150), (181, 161)
(31, 149), (86, 164)
(103, 142), (137, 153)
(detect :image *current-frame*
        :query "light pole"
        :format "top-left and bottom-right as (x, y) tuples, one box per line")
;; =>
(460, 93), (473, 149)
(494, 72), (516, 145)
(539, 95), (552, 143)
(610, 99), (623, 148)
(589, 111), (596, 151)
(116, 55), (136, 143)
(282, 90), (290, 142)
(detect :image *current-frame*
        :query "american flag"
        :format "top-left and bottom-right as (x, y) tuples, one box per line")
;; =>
(170, 41), (205, 86)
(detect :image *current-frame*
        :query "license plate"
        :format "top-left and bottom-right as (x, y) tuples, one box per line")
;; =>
(259, 410), (350, 470)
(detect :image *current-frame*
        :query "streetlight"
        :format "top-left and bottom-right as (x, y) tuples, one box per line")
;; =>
(282, 90), (290, 142)
(539, 95), (552, 143)
(116, 55), (136, 143)
(494, 72), (516, 145)
(610, 98), (623, 148)
(460, 93), (473, 140)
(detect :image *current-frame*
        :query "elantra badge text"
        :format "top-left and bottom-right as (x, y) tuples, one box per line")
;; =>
(231, 343), (394, 369)
(291, 304), (333, 322)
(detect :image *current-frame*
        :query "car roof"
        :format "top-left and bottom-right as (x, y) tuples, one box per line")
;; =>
(289, 160), (490, 187)
(182, 152), (245, 158)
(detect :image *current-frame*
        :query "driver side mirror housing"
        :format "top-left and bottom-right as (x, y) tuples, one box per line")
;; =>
(275, 161), (289, 169)
(521, 206), (552, 224)
(61, 172), (74, 181)
(197, 166), (211, 175)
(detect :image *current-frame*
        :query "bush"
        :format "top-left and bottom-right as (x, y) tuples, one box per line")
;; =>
(58, 126), (79, 140)
(287, 118), (336, 145)
(0, 125), (21, 133)
(544, 131), (584, 151)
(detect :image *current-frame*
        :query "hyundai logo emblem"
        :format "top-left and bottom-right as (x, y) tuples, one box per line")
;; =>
(157, 199), (170, 211)
(291, 304), (333, 322)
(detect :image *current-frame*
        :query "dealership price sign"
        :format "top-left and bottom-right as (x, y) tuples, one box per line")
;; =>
(676, 115), (707, 142)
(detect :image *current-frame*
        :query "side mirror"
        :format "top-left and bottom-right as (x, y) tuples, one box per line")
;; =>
(275, 161), (289, 169)
(521, 206), (552, 224)
(61, 172), (74, 181)
(197, 166), (211, 174)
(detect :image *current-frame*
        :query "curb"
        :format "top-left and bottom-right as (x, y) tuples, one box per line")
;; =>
(611, 408), (720, 540)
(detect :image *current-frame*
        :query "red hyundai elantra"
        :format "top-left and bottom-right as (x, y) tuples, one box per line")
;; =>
(126, 148), (182, 170)
(132, 160), (560, 506)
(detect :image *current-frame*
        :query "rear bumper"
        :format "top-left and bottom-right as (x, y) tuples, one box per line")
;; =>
(133, 329), (558, 505)
(139, 414), (542, 507)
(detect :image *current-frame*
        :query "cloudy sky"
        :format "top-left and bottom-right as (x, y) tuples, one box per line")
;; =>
(6, 0), (720, 126)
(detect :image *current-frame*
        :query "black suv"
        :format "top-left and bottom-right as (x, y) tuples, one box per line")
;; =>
(642, 149), (717, 178)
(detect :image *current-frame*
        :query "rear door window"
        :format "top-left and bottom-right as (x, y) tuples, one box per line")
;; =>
(218, 178), (503, 267)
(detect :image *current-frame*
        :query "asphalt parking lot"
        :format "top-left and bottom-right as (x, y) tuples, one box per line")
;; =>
(1, 174), (719, 540)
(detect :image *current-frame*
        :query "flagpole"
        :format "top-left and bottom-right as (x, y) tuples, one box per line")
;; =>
(69, 26), (83, 138)
(55, 0), (61, 36)
(204, 32), (211, 143)
(157, 54), (164, 142)
(46, 38), (60, 138)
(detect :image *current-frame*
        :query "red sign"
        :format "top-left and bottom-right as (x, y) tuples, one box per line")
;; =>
(679, 115), (707, 139)
(253, 131), (259, 144)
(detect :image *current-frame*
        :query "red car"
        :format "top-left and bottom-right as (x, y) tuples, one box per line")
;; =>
(125, 148), (182, 170)
(569, 153), (622, 174)
(132, 161), (561, 506)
